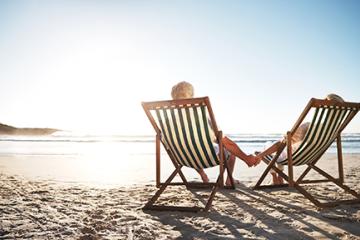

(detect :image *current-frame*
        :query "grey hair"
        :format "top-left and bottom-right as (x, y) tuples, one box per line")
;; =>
(326, 93), (344, 102)
(171, 81), (194, 100)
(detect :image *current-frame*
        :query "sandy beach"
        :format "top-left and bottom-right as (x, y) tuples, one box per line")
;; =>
(0, 153), (359, 239)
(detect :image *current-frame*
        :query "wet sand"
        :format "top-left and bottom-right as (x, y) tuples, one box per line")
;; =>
(1, 153), (360, 239)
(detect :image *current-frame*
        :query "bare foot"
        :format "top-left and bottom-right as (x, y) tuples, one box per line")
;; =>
(277, 175), (284, 184)
(271, 172), (279, 184)
(225, 178), (240, 186)
(200, 172), (209, 183)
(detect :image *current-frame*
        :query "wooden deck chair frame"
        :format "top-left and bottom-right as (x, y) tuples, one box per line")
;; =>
(141, 97), (235, 212)
(254, 98), (360, 208)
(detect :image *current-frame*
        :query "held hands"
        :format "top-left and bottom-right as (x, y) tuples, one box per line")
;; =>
(247, 154), (261, 167)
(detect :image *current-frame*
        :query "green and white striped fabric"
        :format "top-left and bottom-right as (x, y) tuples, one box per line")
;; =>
(267, 105), (356, 166)
(152, 104), (220, 169)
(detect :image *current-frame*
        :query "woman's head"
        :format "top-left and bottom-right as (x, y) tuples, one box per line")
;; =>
(292, 122), (310, 143)
(171, 81), (194, 99)
(325, 93), (344, 102)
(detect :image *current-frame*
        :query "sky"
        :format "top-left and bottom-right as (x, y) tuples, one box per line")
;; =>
(0, 0), (359, 135)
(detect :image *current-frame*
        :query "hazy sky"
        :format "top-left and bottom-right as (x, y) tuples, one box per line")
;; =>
(0, 0), (359, 134)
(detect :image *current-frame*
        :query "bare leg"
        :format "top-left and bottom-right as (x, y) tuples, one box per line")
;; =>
(225, 154), (239, 186)
(255, 141), (283, 159)
(270, 164), (284, 185)
(196, 169), (209, 183)
(271, 172), (279, 184)
(277, 173), (284, 184)
(276, 164), (284, 184)
(222, 136), (261, 167)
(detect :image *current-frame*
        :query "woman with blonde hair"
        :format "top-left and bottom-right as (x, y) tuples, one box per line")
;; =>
(326, 93), (344, 102)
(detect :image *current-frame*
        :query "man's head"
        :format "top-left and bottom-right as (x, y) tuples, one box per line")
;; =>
(171, 81), (194, 100)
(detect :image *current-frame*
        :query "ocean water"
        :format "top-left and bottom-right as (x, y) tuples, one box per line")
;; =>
(0, 133), (359, 186)
(1, 133), (359, 155)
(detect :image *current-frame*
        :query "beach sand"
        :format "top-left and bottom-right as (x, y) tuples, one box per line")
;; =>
(1, 153), (360, 239)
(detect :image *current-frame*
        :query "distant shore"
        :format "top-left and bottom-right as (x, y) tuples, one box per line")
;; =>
(0, 122), (59, 135)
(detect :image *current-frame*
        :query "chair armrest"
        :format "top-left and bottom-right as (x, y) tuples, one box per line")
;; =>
(255, 141), (284, 159)
(215, 130), (223, 143)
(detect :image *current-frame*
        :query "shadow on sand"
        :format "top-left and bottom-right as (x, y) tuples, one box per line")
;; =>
(144, 183), (360, 239)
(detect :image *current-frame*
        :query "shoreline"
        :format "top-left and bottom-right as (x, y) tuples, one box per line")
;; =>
(0, 153), (359, 187)
(1, 154), (360, 239)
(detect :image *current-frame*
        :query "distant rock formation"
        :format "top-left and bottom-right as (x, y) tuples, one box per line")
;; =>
(0, 123), (59, 135)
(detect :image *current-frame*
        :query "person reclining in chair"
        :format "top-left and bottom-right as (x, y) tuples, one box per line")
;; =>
(260, 93), (344, 185)
(263, 122), (310, 184)
(171, 81), (261, 186)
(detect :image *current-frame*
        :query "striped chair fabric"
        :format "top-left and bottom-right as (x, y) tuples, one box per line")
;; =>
(264, 104), (357, 166)
(150, 103), (220, 170)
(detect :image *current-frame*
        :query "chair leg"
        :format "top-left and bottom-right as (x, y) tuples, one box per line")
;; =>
(310, 165), (360, 199)
(204, 186), (219, 211)
(336, 136), (344, 184)
(143, 168), (180, 210)
(157, 149), (189, 187)
(224, 157), (235, 189)
(143, 165), (226, 212)
(255, 166), (324, 207)
(204, 165), (227, 211)
(204, 179), (221, 211)
(293, 179), (360, 208)
(156, 134), (161, 188)
(296, 164), (312, 184)
(287, 132), (294, 187)
(253, 161), (272, 189)
(295, 156), (323, 184)
(254, 144), (285, 189)
(255, 165), (291, 189)
(263, 163), (360, 208)
(291, 182), (322, 207)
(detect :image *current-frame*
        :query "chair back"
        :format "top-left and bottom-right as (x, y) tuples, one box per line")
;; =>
(278, 99), (360, 166)
(142, 97), (221, 169)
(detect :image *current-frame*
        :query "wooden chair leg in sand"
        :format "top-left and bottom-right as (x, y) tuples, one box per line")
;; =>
(254, 142), (288, 189)
(143, 161), (229, 212)
(143, 133), (234, 212)
(301, 164), (360, 207)
(143, 166), (203, 212)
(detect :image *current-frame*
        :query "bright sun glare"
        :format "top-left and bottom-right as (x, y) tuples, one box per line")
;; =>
(1, 1), (359, 134)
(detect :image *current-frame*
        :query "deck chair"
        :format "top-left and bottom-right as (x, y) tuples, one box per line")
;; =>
(141, 97), (235, 212)
(254, 98), (360, 208)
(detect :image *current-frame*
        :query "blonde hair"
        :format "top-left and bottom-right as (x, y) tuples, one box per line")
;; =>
(292, 122), (310, 143)
(326, 93), (344, 102)
(171, 81), (194, 100)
